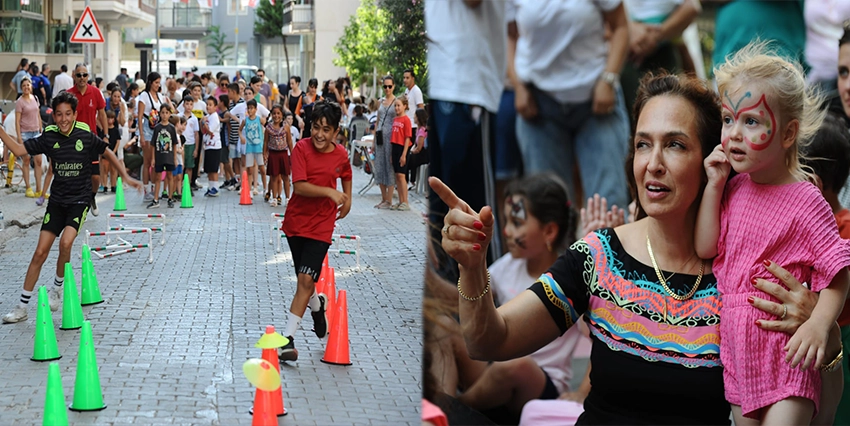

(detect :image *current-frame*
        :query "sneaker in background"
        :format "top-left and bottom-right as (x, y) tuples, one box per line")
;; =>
(167, 198), (175, 208)
(90, 197), (99, 216)
(278, 336), (298, 362)
(2, 306), (27, 323)
(48, 286), (62, 312)
(147, 199), (160, 209)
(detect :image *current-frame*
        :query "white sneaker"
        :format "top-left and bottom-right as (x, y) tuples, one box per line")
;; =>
(269, 198), (277, 207)
(48, 286), (63, 312)
(2, 306), (28, 323)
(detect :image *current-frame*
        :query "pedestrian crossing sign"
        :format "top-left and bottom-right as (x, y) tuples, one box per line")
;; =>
(70, 6), (104, 43)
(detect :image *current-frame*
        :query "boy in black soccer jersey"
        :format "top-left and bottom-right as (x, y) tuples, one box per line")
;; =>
(148, 105), (178, 209)
(0, 92), (142, 323)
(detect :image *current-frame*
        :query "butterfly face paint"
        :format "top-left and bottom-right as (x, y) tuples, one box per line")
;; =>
(721, 90), (778, 152)
(507, 195), (528, 249)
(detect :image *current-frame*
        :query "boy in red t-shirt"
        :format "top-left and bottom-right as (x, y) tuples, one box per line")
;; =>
(390, 95), (413, 211)
(279, 100), (352, 361)
(804, 112), (850, 421)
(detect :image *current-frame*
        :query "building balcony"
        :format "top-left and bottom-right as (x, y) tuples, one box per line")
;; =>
(158, 5), (212, 39)
(282, 0), (313, 35)
(71, 0), (155, 28)
(0, 0), (42, 14)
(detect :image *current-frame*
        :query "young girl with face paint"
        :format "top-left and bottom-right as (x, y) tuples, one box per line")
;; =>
(455, 173), (587, 415)
(696, 41), (850, 424)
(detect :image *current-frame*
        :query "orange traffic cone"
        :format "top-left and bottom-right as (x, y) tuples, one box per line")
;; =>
(251, 388), (277, 426)
(239, 171), (252, 205)
(256, 326), (287, 417)
(315, 274), (326, 296)
(324, 268), (337, 329)
(322, 289), (352, 366)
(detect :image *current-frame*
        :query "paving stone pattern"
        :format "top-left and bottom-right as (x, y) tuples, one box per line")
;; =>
(0, 169), (426, 425)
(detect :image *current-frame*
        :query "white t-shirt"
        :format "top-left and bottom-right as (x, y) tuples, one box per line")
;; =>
(139, 91), (165, 118)
(425, 0), (505, 113)
(177, 101), (207, 119)
(489, 253), (586, 394)
(229, 102), (270, 124)
(514, 0), (621, 103)
(804, 0), (850, 84)
(290, 125), (300, 143)
(623, 0), (681, 22)
(203, 113), (221, 150)
(53, 72), (74, 94)
(404, 84), (424, 124)
(183, 115), (200, 145)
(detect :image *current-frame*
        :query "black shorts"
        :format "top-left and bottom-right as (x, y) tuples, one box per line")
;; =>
(204, 149), (221, 174)
(286, 236), (331, 282)
(90, 161), (100, 176)
(391, 143), (408, 174)
(154, 163), (175, 173)
(41, 202), (89, 237)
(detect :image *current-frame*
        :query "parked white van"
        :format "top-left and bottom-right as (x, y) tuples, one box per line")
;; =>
(177, 65), (258, 82)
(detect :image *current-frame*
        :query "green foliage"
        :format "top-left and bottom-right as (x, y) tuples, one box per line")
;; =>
(333, 0), (388, 86)
(254, 0), (285, 39)
(377, 0), (427, 96)
(203, 25), (233, 66)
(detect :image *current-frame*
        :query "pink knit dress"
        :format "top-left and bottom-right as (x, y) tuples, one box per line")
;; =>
(714, 174), (850, 419)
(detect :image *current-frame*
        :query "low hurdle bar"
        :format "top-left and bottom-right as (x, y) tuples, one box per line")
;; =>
(270, 213), (285, 252)
(107, 213), (166, 245)
(331, 234), (361, 271)
(86, 228), (154, 263)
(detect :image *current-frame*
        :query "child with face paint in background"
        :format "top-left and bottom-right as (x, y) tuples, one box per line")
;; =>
(455, 173), (590, 417)
(695, 41), (850, 424)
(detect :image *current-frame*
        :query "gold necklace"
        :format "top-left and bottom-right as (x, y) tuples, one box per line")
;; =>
(646, 234), (705, 322)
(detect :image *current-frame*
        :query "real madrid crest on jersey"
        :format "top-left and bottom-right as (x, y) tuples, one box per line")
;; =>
(75, 139), (83, 151)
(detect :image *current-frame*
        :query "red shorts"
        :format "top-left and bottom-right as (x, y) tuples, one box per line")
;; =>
(266, 150), (290, 177)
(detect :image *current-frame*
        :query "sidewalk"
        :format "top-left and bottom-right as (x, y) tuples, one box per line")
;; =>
(0, 166), (426, 425)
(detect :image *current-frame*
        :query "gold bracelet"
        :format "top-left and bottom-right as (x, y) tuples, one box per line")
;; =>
(819, 342), (844, 373)
(458, 270), (491, 301)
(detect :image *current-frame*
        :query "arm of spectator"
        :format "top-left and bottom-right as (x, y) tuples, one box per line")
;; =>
(579, 194), (625, 237)
(593, 3), (629, 115)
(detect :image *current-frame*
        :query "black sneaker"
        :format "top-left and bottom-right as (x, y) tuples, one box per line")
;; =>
(278, 336), (298, 362)
(191, 183), (202, 191)
(167, 198), (175, 208)
(264, 191), (271, 202)
(147, 199), (160, 209)
(161, 191), (168, 199)
(111, 187), (116, 193)
(311, 293), (329, 339)
(172, 191), (179, 199)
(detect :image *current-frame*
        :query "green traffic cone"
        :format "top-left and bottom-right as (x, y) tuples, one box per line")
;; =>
(80, 251), (103, 306)
(31, 286), (61, 362)
(81, 244), (91, 264)
(59, 263), (83, 330)
(69, 321), (106, 412)
(180, 174), (193, 208)
(43, 362), (69, 426)
(113, 177), (126, 211)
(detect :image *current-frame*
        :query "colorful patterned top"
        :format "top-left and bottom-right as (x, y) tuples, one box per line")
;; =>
(530, 228), (730, 425)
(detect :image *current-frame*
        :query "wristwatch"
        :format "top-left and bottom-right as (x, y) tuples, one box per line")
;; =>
(600, 71), (620, 88)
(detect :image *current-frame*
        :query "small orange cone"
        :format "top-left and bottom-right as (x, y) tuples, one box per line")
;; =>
(322, 289), (352, 366)
(324, 268), (337, 329)
(315, 274), (326, 296)
(251, 388), (277, 426)
(239, 171), (252, 205)
(257, 326), (287, 417)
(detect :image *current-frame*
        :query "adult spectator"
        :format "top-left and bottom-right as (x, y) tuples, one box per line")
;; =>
(10, 58), (29, 98)
(620, 0), (700, 120)
(28, 63), (46, 106)
(116, 68), (129, 93)
(425, 0), (506, 278)
(250, 76), (269, 110)
(300, 78), (322, 139)
(52, 64), (74, 94)
(431, 72), (843, 425)
(711, 0), (806, 72)
(39, 64), (52, 104)
(201, 72), (216, 96)
(256, 69), (272, 105)
(136, 72), (171, 201)
(214, 74), (229, 99)
(15, 77), (43, 198)
(836, 26), (850, 209)
(372, 76), (397, 209)
(511, 0), (631, 210)
(402, 69), (425, 133)
(285, 76), (304, 116)
(67, 63), (108, 216)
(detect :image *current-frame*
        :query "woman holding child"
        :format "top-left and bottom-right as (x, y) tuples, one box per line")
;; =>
(431, 62), (846, 424)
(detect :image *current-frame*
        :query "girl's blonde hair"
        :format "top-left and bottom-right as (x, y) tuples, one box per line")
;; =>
(395, 94), (408, 110)
(714, 40), (826, 184)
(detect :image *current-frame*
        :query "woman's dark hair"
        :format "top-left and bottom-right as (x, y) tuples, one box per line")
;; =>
(311, 100), (342, 131)
(290, 76), (301, 84)
(95, 77), (104, 88)
(145, 72), (161, 92)
(414, 108), (428, 127)
(321, 79), (331, 95)
(271, 103), (285, 118)
(353, 105), (363, 116)
(840, 24), (850, 47)
(52, 91), (78, 112)
(504, 173), (577, 249)
(308, 78), (318, 88)
(250, 75), (262, 85)
(383, 75), (395, 84)
(627, 72), (722, 221)
(803, 112), (850, 192)
(106, 82), (119, 93)
(125, 82), (139, 101)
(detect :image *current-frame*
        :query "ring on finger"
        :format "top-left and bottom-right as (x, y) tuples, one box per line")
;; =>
(780, 303), (787, 320)
(442, 224), (451, 235)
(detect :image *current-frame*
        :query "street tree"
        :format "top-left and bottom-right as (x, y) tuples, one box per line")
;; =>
(333, 0), (388, 92)
(254, 0), (292, 79)
(203, 25), (233, 66)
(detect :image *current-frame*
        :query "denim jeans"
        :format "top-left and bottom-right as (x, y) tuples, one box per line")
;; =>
(516, 86), (630, 209)
(428, 100), (501, 280)
(21, 131), (40, 142)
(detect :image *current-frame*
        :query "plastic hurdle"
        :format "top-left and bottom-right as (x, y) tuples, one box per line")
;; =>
(86, 228), (154, 263)
(270, 213), (286, 252)
(331, 234), (361, 271)
(107, 213), (166, 245)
